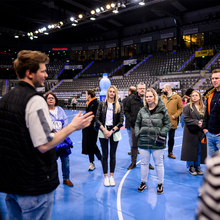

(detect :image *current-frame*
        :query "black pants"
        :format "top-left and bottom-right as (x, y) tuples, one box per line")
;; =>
(99, 135), (118, 174)
(88, 151), (102, 163)
(168, 129), (175, 153)
(131, 127), (138, 164)
(72, 103), (76, 110)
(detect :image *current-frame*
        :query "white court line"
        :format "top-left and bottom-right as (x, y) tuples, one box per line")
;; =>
(117, 142), (182, 220)
(117, 160), (141, 220)
(164, 144), (182, 150)
(174, 136), (183, 139)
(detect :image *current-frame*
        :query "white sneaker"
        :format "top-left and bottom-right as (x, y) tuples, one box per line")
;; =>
(109, 176), (115, 186)
(104, 177), (110, 187)
(88, 163), (95, 171)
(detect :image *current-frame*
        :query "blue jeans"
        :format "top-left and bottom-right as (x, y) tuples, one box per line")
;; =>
(181, 114), (184, 127)
(186, 141), (201, 169)
(139, 148), (164, 184)
(60, 155), (70, 180)
(127, 128), (132, 149)
(206, 131), (220, 156)
(6, 191), (54, 220)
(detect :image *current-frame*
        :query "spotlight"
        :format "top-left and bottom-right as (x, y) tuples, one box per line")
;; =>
(48, 25), (52, 29)
(113, 7), (119, 13)
(90, 17), (96, 20)
(96, 8), (100, 13)
(70, 17), (75, 21)
(78, 14), (83, 19)
(106, 4), (111, 9)
(35, 30), (38, 34)
(27, 33), (30, 36)
(34, 36), (38, 38)
(14, 35), (19, 38)
(111, 3), (115, 8)
(139, 1), (145, 5)
(100, 7), (105, 11)
(51, 24), (55, 28)
(72, 23), (77, 26)
(91, 10), (95, 14)
(60, 21), (63, 25)
(44, 32), (49, 35)
(30, 36), (33, 40)
(121, 3), (126, 8)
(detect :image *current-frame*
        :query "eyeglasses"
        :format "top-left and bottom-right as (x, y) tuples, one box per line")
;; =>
(47, 97), (55, 100)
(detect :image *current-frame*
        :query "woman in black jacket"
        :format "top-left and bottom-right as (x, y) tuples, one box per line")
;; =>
(82, 89), (102, 171)
(96, 85), (124, 187)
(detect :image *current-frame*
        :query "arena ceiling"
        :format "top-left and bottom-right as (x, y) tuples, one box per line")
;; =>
(0, 0), (220, 44)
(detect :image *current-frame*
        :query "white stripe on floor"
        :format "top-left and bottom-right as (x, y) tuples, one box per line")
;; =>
(117, 141), (183, 220)
(117, 160), (141, 220)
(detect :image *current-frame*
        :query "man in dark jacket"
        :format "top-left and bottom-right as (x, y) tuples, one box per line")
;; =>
(122, 86), (136, 155)
(203, 69), (220, 156)
(0, 50), (93, 220)
(124, 82), (154, 170)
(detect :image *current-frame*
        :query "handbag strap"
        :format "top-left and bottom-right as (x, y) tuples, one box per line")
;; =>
(149, 115), (158, 137)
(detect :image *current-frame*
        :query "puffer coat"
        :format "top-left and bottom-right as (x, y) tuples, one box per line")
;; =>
(135, 97), (171, 149)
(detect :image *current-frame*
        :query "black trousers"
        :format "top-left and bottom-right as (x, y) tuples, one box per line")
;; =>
(131, 127), (138, 164)
(99, 135), (118, 174)
(88, 150), (102, 163)
(168, 129), (176, 153)
(72, 103), (76, 110)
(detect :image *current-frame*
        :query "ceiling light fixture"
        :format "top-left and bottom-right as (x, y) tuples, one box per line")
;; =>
(139, 1), (145, 5)
(106, 4), (111, 9)
(111, 3), (115, 8)
(78, 14), (83, 19)
(113, 7), (119, 13)
(91, 10), (95, 14)
(96, 8), (100, 13)
(70, 17), (74, 21)
(90, 17), (96, 20)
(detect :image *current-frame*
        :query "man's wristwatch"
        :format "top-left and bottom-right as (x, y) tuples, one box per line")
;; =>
(112, 128), (115, 133)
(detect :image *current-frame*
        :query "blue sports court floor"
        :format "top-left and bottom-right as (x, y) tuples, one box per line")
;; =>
(0, 110), (205, 220)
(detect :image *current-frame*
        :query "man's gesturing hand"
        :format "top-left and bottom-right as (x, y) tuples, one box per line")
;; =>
(70, 111), (94, 131)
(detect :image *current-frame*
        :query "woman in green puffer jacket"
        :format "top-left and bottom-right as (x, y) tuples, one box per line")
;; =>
(135, 88), (171, 194)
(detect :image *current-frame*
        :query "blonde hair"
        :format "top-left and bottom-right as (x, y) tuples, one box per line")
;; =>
(144, 88), (158, 106)
(189, 91), (205, 115)
(105, 85), (121, 113)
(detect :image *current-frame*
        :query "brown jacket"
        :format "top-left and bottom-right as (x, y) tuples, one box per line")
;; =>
(161, 93), (183, 129)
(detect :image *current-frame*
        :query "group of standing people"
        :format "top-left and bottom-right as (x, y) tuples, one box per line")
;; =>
(80, 80), (208, 195)
(0, 49), (218, 219)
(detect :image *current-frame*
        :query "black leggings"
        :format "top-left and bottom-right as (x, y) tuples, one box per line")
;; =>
(99, 135), (118, 174)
